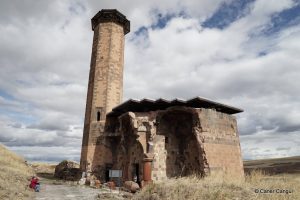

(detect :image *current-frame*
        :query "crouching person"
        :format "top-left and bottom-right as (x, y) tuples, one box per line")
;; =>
(29, 176), (40, 192)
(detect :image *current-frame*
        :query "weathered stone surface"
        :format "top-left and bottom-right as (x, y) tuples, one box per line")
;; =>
(54, 160), (81, 181)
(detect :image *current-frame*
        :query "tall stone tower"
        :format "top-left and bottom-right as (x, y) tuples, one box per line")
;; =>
(80, 9), (130, 171)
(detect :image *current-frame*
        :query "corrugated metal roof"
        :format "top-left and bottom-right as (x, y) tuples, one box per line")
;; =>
(107, 96), (243, 117)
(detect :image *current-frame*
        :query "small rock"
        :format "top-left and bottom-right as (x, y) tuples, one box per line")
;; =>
(95, 180), (101, 188)
(90, 179), (95, 187)
(107, 181), (116, 190)
(124, 181), (140, 193)
(78, 178), (86, 185)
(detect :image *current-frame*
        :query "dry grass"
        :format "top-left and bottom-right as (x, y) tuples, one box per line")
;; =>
(30, 162), (56, 174)
(30, 162), (57, 180)
(134, 171), (300, 200)
(0, 144), (35, 200)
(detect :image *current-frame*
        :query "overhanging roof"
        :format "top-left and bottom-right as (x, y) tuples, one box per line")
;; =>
(107, 96), (243, 117)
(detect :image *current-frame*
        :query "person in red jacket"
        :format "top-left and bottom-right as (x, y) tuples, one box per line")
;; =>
(29, 176), (38, 189)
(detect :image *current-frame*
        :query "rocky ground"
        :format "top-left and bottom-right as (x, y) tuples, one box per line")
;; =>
(34, 183), (100, 200)
(34, 176), (132, 200)
(29, 161), (134, 200)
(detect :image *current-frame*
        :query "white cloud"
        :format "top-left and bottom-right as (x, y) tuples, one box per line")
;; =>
(241, 130), (300, 160)
(8, 146), (81, 163)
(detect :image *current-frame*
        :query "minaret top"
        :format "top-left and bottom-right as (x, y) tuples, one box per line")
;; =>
(91, 9), (130, 34)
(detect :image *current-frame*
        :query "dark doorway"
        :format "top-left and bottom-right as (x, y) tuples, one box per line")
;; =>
(105, 164), (113, 182)
(134, 163), (140, 185)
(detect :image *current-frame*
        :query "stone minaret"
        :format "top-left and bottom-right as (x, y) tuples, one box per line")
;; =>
(80, 9), (130, 171)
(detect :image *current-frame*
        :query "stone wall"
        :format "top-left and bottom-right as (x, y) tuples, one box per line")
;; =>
(149, 107), (244, 180)
(152, 135), (167, 181)
(156, 110), (204, 179)
(85, 106), (244, 183)
(198, 108), (244, 178)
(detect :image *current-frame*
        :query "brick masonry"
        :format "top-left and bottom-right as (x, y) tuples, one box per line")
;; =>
(80, 10), (129, 172)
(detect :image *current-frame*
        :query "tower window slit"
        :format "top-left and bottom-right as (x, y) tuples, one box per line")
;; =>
(97, 111), (101, 121)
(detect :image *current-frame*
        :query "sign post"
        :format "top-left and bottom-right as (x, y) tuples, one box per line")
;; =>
(109, 170), (123, 192)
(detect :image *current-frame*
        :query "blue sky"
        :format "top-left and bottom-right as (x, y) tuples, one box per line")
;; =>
(203, 0), (256, 29)
(0, 0), (300, 162)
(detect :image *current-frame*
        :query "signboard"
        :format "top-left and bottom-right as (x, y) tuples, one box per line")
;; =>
(109, 170), (122, 178)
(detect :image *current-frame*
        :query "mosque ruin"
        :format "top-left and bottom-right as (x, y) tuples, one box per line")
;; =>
(80, 9), (244, 186)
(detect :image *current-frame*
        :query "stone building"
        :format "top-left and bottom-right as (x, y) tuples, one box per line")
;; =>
(80, 9), (244, 185)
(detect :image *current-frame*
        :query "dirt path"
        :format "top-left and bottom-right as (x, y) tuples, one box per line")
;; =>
(32, 175), (131, 200)
(33, 177), (129, 200)
(34, 183), (100, 200)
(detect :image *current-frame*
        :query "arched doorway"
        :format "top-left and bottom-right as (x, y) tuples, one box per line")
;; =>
(114, 114), (144, 185)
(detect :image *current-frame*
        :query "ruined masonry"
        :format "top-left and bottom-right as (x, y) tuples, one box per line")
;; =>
(80, 9), (244, 186)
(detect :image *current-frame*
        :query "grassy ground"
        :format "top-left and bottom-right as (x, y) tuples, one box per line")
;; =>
(133, 171), (300, 200)
(0, 144), (34, 200)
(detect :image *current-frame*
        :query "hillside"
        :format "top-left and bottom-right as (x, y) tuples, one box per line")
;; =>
(0, 144), (34, 200)
(244, 156), (300, 174)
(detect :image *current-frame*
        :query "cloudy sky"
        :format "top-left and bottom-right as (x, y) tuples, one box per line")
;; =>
(0, 0), (299, 162)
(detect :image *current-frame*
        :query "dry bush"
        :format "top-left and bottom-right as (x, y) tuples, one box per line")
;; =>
(0, 144), (35, 200)
(134, 170), (300, 200)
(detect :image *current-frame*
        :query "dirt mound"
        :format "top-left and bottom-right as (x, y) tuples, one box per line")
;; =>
(54, 160), (81, 181)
